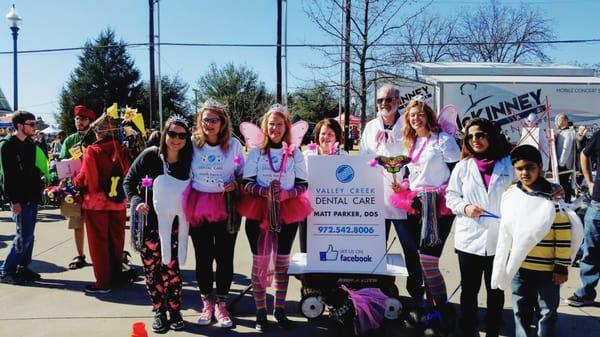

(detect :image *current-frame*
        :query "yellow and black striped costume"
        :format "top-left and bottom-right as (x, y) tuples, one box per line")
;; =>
(520, 204), (572, 274)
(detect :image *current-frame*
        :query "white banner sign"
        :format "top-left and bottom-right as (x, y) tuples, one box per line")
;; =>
(306, 155), (386, 274)
(397, 83), (435, 114)
(441, 82), (600, 141)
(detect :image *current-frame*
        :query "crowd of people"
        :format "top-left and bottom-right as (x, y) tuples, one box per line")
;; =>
(0, 85), (598, 337)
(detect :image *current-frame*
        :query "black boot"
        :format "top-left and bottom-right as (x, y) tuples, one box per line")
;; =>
(152, 310), (169, 334)
(273, 308), (292, 329)
(255, 308), (270, 332)
(169, 310), (184, 331)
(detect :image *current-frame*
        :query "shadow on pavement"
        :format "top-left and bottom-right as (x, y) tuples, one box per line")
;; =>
(36, 213), (66, 223)
(0, 234), (13, 249)
(28, 259), (68, 274)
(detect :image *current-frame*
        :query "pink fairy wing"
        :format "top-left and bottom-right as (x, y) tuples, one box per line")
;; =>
(438, 104), (459, 137)
(239, 122), (264, 149)
(290, 120), (309, 148)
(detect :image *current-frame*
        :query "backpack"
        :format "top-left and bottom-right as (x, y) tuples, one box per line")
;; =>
(100, 146), (126, 203)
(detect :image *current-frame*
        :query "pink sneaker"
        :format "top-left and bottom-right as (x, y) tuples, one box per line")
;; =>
(197, 297), (215, 325)
(214, 301), (233, 328)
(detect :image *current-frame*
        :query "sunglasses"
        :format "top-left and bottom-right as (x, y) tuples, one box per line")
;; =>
(376, 97), (394, 104)
(23, 122), (37, 127)
(466, 131), (488, 141)
(202, 117), (221, 125)
(166, 130), (189, 140)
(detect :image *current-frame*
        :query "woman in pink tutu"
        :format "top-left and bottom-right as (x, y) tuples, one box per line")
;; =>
(238, 104), (311, 331)
(185, 99), (244, 328)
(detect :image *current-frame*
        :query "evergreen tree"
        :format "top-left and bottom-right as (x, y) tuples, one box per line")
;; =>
(288, 82), (339, 125)
(138, 75), (191, 126)
(56, 28), (142, 134)
(194, 63), (273, 139)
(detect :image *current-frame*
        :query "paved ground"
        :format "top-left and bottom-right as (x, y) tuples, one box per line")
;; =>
(0, 206), (599, 337)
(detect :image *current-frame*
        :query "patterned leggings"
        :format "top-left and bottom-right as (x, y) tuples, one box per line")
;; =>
(140, 217), (183, 312)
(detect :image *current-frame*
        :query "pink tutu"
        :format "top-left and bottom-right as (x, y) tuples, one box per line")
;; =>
(238, 192), (312, 230)
(389, 189), (419, 215)
(389, 184), (453, 216)
(182, 184), (228, 227)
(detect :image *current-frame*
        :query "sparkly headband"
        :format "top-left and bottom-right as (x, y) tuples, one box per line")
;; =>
(202, 98), (226, 112)
(268, 103), (288, 115)
(167, 114), (189, 128)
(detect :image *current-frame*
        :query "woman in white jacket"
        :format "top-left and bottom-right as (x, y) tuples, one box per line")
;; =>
(446, 118), (514, 337)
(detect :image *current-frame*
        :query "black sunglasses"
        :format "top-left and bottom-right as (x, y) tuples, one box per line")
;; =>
(166, 130), (189, 140)
(23, 121), (36, 127)
(376, 97), (394, 104)
(466, 131), (488, 141)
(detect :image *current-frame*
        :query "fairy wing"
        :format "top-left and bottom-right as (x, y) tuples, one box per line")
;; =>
(239, 122), (264, 149)
(438, 104), (459, 137)
(290, 120), (309, 148)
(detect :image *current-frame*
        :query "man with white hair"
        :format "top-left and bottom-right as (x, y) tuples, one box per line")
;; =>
(360, 84), (425, 305)
(555, 113), (576, 201)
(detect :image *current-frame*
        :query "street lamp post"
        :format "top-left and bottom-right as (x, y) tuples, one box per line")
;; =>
(6, 4), (22, 111)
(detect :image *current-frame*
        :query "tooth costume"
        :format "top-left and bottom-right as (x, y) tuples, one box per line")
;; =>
(123, 146), (191, 314)
(153, 159), (190, 265)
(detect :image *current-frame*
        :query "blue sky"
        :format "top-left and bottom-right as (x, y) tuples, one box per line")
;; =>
(0, 0), (598, 125)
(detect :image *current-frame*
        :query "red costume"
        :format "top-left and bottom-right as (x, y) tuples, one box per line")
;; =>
(74, 137), (130, 289)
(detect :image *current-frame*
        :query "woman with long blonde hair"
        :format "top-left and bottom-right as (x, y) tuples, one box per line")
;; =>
(395, 98), (460, 334)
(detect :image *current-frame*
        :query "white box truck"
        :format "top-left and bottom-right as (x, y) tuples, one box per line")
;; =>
(412, 62), (600, 141)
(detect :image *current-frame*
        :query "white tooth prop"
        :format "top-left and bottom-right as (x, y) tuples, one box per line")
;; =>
(491, 186), (555, 290)
(152, 161), (191, 265)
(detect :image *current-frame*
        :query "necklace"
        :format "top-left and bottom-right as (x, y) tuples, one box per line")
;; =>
(267, 148), (284, 173)
(408, 135), (430, 165)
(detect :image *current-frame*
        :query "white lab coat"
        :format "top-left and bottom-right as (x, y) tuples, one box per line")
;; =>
(446, 155), (515, 256)
(359, 114), (407, 219)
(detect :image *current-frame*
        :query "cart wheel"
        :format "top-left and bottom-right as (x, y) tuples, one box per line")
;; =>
(300, 294), (325, 319)
(384, 296), (403, 320)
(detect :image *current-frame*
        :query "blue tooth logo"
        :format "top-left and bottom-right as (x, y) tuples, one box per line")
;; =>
(336, 165), (354, 183)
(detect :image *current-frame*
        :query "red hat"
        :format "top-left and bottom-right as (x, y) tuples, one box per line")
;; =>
(74, 105), (95, 120)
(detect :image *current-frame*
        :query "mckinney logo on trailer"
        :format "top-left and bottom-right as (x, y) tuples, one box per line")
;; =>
(458, 82), (545, 129)
(398, 85), (434, 110)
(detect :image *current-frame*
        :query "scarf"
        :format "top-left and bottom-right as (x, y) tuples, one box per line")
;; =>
(473, 156), (495, 189)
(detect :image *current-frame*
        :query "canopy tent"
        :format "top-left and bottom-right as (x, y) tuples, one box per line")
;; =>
(0, 113), (12, 128)
(337, 114), (361, 126)
(41, 125), (61, 135)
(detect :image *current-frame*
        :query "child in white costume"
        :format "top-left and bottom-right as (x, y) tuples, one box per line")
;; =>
(493, 145), (572, 337)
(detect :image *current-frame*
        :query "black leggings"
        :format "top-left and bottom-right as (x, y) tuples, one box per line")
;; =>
(245, 219), (299, 255)
(457, 250), (504, 334)
(189, 221), (238, 297)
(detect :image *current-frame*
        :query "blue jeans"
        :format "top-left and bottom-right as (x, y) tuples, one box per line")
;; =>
(575, 200), (600, 300)
(0, 202), (38, 276)
(511, 269), (560, 337)
(386, 218), (424, 302)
